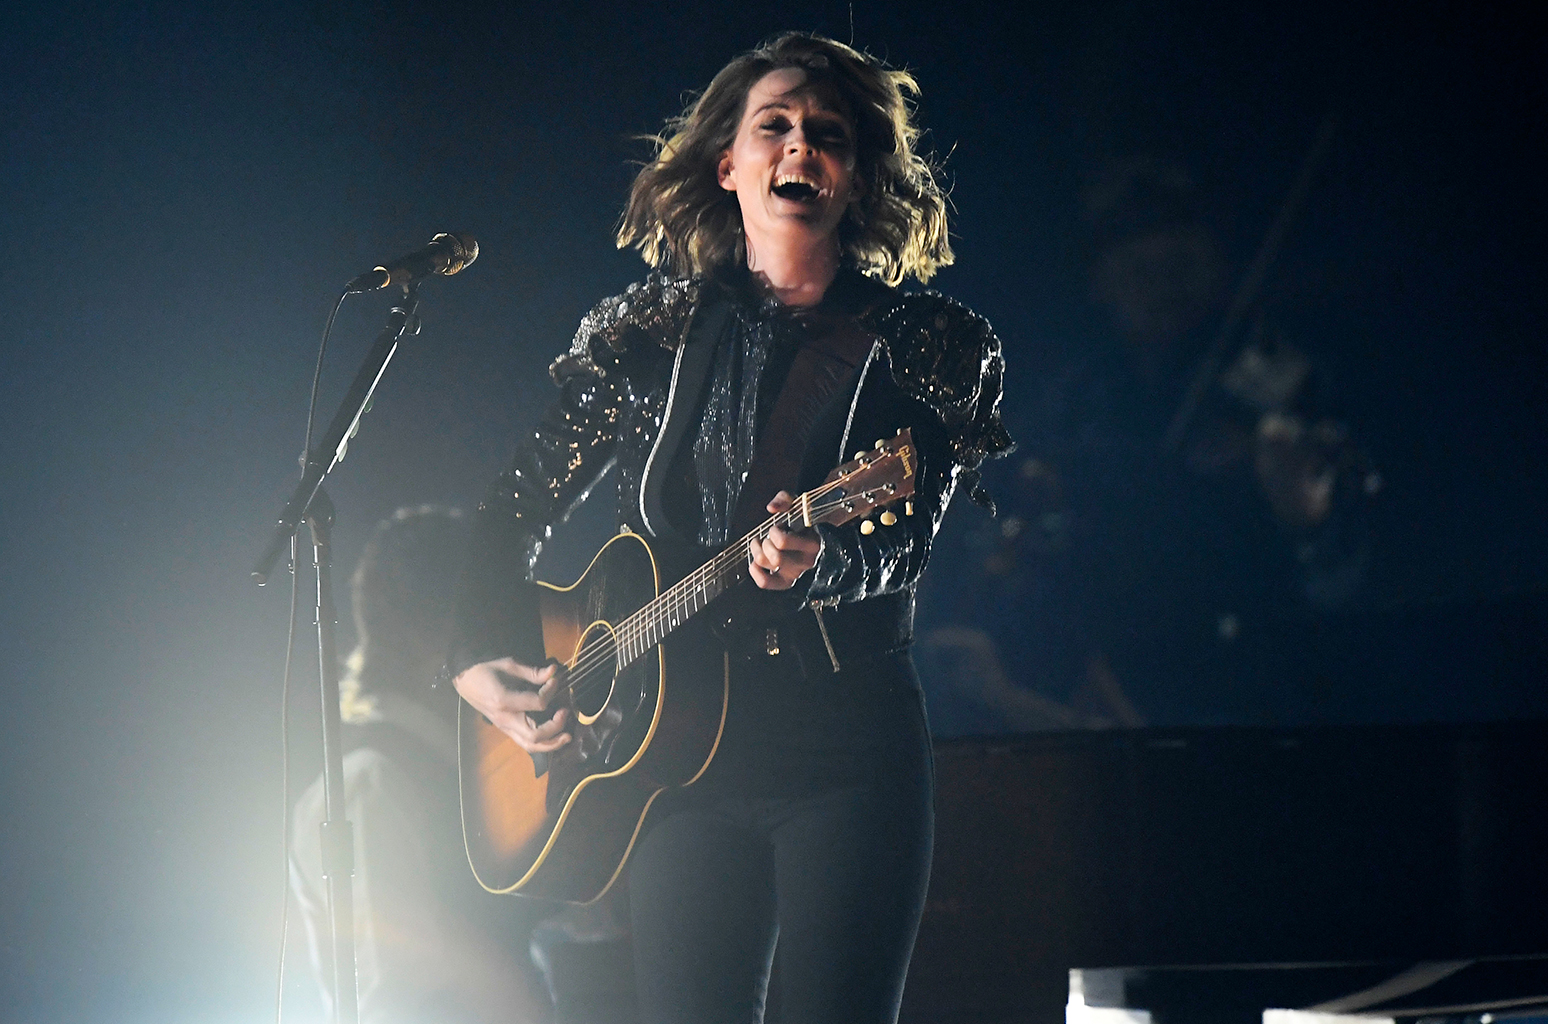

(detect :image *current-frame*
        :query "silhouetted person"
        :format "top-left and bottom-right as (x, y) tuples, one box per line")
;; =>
(290, 506), (550, 1024)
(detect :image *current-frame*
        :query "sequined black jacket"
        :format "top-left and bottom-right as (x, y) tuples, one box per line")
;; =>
(447, 270), (1013, 679)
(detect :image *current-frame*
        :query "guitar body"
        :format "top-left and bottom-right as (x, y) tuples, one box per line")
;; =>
(458, 530), (729, 903)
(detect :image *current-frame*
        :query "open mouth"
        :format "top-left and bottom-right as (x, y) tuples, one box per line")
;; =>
(772, 175), (822, 203)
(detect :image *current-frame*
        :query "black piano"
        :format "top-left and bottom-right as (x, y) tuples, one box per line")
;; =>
(902, 595), (1548, 1023)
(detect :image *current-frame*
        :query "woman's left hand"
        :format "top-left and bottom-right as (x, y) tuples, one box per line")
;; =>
(748, 490), (822, 590)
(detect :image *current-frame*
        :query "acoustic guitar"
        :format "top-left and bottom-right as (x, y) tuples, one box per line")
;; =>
(459, 430), (917, 902)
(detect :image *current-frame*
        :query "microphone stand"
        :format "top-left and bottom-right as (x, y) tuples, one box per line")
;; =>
(254, 284), (423, 1024)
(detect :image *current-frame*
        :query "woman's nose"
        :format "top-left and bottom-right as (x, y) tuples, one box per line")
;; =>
(786, 129), (814, 154)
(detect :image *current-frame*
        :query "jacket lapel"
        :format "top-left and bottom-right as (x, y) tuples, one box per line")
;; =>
(638, 294), (733, 540)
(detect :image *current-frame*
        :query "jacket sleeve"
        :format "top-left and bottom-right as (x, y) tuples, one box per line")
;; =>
(804, 295), (1014, 606)
(445, 276), (694, 678)
(804, 403), (958, 605)
(445, 332), (641, 681)
(444, 374), (623, 678)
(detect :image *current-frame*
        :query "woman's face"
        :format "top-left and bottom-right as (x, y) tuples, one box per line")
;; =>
(717, 67), (861, 255)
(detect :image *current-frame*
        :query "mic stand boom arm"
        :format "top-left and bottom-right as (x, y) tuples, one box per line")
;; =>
(251, 284), (422, 1024)
(251, 283), (422, 586)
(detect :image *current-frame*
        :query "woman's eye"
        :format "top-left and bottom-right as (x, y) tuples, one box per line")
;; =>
(812, 124), (852, 146)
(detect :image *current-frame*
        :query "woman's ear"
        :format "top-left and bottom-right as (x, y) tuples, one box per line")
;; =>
(717, 151), (736, 192)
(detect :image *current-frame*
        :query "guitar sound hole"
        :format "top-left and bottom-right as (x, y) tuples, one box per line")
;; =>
(574, 668), (615, 721)
(571, 623), (618, 725)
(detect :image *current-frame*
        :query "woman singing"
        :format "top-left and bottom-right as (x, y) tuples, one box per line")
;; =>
(448, 32), (1012, 1023)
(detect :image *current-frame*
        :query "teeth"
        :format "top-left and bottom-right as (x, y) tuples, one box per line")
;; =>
(774, 173), (826, 196)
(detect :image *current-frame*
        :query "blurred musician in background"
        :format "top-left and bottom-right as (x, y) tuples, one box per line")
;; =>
(920, 156), (1379, 733)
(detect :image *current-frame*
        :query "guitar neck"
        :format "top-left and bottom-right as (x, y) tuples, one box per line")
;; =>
(605, 431), (915, 673)
(610, 512), (793, 672)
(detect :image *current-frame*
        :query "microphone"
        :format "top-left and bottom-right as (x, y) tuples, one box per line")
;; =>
(345, 233), (479, 293)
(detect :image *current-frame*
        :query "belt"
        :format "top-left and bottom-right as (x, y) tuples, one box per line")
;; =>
(722, 590), (915, 675)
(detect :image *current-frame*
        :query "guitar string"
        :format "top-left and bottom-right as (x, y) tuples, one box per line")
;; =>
(555, 482), (898, 708)
(555, 474), (862, 689)
(556, 488), (845, 701)
(597, 471), (909, 670)
(560, 469), (897, 692)
(546, 443), (911, 707)
(558, 493), (848, 706)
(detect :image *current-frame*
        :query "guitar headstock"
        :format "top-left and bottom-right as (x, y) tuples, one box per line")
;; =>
(799, 429), (916, 532)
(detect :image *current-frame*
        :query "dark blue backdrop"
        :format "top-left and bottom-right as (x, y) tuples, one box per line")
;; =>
(1, 2), (1542, 1019)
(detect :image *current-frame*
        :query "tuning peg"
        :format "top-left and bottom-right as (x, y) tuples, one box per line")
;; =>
(854, 451), (867, 461)
(875, 438), (887, 450)
(860, 520), (876, 535)
(904, 500), (914, 516)
(879, 510), (898, 527)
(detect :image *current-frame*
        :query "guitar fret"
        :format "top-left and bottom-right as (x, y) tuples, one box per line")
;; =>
(608, 467), (875, 673)
(619, 559), (716, 670)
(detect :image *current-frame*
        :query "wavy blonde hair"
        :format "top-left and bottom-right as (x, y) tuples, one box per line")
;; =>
(617, 33), (953, 286)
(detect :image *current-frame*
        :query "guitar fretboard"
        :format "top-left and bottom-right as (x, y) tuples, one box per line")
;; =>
(609, 511), (797, 671)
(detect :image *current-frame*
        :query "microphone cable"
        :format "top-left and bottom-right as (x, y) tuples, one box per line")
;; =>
(275, 287), (350, 1024)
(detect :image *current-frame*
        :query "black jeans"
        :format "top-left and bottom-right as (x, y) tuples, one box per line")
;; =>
(628, 652), (934, 1024)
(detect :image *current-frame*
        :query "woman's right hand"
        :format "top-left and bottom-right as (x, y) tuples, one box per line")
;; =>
(453, 658), (573, 753)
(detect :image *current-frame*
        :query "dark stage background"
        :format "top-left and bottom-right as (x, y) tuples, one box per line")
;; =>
(0, 2), (1542, 1020)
